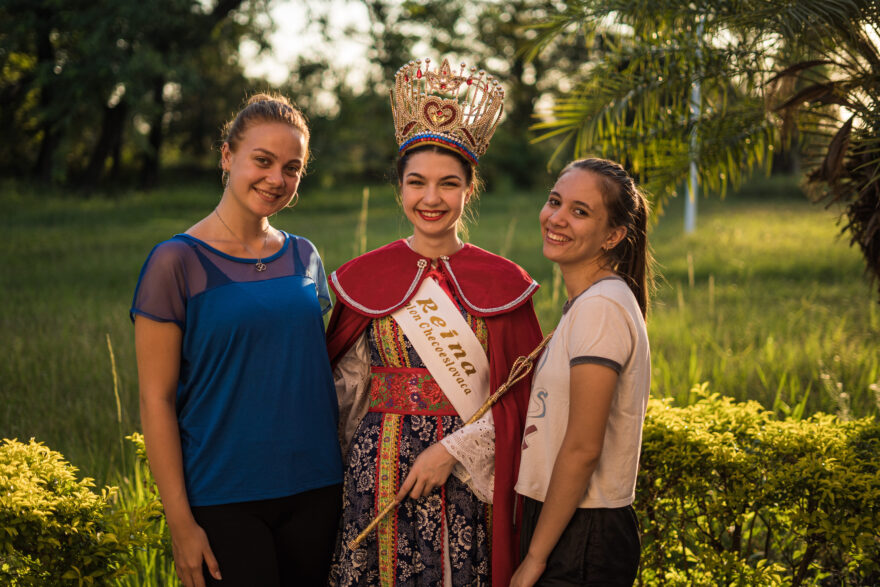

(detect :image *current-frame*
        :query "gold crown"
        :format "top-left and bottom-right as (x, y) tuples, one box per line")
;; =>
(390, 58), (504, 165)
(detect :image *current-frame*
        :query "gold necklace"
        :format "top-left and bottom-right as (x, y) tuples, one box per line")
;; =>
(213, 208), (270, 272)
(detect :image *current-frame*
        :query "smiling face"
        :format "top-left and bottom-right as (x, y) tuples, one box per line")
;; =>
(220, 121), (306, 219)
(539, 168), (626, 271)
(400, 149), (473, 246)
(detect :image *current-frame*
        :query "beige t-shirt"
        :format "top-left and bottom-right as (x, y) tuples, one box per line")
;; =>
(515, 277), (650, 508)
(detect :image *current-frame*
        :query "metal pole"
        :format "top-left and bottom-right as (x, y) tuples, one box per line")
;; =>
(685, 17), (703, 234)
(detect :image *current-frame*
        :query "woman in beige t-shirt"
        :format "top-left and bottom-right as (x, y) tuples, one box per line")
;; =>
(511, 158), (653, 587)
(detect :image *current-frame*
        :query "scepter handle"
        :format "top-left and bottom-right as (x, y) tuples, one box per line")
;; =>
(347, 498), (399, 550)
(346, 330), (554, 550)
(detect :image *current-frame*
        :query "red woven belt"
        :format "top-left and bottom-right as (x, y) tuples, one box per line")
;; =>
(367, 366), (458, 416)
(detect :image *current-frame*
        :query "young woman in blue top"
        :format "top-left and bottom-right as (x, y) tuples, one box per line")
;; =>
(131, 93), (343, 587)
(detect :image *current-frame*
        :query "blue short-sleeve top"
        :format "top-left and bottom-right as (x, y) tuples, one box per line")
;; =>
(130, 232), (343, 506)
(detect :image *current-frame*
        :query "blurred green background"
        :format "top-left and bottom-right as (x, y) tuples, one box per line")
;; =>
(2, 0), (879, 487)
(2, 174), (877, 485)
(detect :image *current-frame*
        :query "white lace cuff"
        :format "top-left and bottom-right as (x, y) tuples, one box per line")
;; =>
(440, 411), (495, 503)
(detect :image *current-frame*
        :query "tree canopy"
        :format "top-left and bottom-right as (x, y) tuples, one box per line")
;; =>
(528, 0), (880, 297)
(0, 0), (270, 186)
(3, 0), (878, 298)
(0, 0), (581, 191)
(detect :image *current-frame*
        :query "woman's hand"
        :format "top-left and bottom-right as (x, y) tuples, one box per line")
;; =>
(169, 520), (221, 587)
(510, 552), (547, 587)
(397, 442), (458, 500)
(137, 317), (219, 586)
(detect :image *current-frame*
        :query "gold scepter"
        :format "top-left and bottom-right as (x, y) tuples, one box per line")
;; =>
(347, 331), (554, 551)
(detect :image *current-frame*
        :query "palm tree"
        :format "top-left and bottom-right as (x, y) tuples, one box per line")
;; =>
(529, 0), (880, 297)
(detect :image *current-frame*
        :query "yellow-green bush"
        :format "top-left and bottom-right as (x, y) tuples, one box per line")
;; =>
(5, 392), (878, 586)
(0, 438), (155, 585)
(637, 386), (880, 586)
(111, 433), (174, 586)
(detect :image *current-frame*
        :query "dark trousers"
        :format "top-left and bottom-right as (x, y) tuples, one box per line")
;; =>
(520, 496), (640, 586)
(191, 483), (342, 587)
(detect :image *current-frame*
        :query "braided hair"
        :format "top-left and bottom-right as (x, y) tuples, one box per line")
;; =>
(559, 158), (654, 318)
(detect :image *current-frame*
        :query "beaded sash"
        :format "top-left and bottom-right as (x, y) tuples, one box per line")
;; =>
(368, 366), (458, 416)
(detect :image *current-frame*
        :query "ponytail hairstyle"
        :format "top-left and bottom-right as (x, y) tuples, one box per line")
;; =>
(220, 92), (311, 181)
(559, 158), (654, 318)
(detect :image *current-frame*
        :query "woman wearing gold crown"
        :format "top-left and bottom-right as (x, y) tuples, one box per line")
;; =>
(326, 58), (544, 586)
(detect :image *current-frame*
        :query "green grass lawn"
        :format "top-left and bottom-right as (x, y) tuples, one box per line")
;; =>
(1, 174), (877, 485)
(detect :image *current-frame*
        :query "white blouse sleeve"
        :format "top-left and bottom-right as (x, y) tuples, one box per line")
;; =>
(334, 331), (371, 459)
(440, 411), (495, 503)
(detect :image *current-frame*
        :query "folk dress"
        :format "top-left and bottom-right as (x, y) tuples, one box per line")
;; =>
(326, 240), (543, 587)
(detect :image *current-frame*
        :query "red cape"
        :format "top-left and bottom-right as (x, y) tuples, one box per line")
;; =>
(327, 240), (543, 587)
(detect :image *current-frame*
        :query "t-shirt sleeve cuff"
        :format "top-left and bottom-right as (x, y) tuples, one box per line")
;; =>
(130, 308), (184, 329)
(570, 355), (622, 373)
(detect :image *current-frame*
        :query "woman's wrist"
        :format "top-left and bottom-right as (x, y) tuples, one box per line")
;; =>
(162, 500), (197, 533)
(524, 549), (549, 566)
(436, 442), (458, 465)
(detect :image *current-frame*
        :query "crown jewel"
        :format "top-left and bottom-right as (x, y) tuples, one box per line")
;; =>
(391, 58), (504, 165)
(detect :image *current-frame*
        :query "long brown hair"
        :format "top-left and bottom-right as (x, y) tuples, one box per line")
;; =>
(559, 158), (654, 317)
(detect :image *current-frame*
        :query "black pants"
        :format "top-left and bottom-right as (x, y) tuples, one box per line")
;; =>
(190, 483), (342, 587)
(520, 497), (640, 586)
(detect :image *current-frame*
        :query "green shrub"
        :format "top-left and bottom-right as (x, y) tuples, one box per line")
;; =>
(637, 386), (880, 586)
(111, 434), (175, 587)
(0, 438), (154, 585)
(7, 392), (876, 587)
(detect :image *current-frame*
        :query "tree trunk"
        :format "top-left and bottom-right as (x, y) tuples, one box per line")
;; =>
(34, 127), (60, 183)
(792, 542), (818, 587)
(33, 15), (58, 183)
(110, 129), (123, 180)
(139, 78), (165, 189)
(133, 0), (242, 189)
(84, 100), (128, 187)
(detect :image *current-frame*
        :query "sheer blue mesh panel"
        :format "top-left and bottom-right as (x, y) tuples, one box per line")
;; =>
(131, 231), (331, 326)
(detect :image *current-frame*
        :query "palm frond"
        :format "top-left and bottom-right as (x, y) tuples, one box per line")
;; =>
(527, 0), (880, 297)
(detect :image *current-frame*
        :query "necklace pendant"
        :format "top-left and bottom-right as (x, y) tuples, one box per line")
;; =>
(255, 261), (267, 272)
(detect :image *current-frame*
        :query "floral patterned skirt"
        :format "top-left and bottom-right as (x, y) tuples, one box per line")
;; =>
(330, 411), (492, 586)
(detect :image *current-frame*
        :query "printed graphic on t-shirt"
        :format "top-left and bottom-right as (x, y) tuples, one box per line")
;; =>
(527, 389), (548, 418)
(522, 424), (538, 449)
(522, 389), (548, 450)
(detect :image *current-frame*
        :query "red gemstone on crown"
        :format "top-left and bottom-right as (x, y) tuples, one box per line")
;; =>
(417, 70), (422, 79)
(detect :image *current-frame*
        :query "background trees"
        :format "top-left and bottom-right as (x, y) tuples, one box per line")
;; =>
(527, 0), (880, 295)
(286, 0), (578, 189)
(0, 0), (578, 191)
(0, 0), (269, 186)
(2, 0), (877, 296)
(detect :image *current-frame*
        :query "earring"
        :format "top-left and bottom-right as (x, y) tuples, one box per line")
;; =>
(286, 192), (299, 208)
(221, 170), (229, 187)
